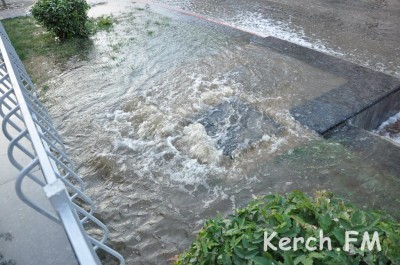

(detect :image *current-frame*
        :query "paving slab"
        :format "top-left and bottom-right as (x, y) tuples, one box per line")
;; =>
(0, 125), (8, 155)
(0, 153), (17, 185)
(0, 116), (78, 265)
(0, 179), (78, 265)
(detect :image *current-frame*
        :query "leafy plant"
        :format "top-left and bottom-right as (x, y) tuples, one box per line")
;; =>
(87, 16), (113, 34)
(31, 0), (90, 40)
(176, 191), (400, 265)
(95, 16), (113, 30)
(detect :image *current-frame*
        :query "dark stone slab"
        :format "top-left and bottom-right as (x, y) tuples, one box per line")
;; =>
(351, 88), (400, 130)
(165, 7), (400, 135)
(253, 36), (400, 134)
(195, 98), (283, 157)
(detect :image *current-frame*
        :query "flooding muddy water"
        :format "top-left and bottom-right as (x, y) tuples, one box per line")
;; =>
(39, 1), (400, 264)
(153, 0), (400, 78)
(375, 112), (400, 144)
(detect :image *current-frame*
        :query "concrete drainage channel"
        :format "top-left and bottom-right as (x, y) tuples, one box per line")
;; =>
(252, 36), (400, 149)
(255, 35), (400, 147)
(322, 75), (400, 177)
(266, 36), (400, 136)
(350, 88), (400, 132)
(324, 84), (400, 148)
(350, 88), (400, 146)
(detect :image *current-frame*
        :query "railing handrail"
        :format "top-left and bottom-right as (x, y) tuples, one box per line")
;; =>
(0, 21), (125, 265)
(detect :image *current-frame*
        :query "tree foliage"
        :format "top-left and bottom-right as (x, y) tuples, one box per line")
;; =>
(31, 0), (90, 40)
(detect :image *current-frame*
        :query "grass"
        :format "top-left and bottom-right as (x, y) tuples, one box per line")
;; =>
(2, 15), (113, 85)
(2, 16), (91, 85)
(275, 139), (354, 165)
(3, 16), (92, 63)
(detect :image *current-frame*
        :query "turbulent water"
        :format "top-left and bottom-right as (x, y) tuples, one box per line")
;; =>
(375, 112), (400, 144)
(41, 1), (400, 264)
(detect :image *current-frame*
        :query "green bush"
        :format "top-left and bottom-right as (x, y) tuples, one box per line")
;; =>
(176, 191), (400, 265)
(31, 0), (90, 40)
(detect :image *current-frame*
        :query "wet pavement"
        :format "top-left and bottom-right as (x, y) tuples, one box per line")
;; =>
(0, 117), (78, 265)
(0, 0), (32, 19)
(1, 10), (76, 261)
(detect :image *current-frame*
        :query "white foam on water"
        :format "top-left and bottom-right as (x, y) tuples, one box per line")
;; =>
(201, 86), (234, 106)
(391, 135), (400, 143)
(168, 158), (212, 184)
(226, 11), (344, 56)
(375, 111), (400, 144)
(190, 73), (238, 106)
(134, 105), (173, 139)
(95, 73), (239, 187)
(228, 11), (400, 78)
(201, 185), (229, 209)
(175, 123), (223, 164)
(377, 112), (400, 130)
(264, 135), (288, 154)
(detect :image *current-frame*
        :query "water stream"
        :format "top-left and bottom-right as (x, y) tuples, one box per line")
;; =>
(375, 112), (400, 144)
(40, 1), (400, 264)
(153, 0), (400, 78)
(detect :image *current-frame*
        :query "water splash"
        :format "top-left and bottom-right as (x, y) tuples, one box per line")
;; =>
(375, 112), (400, 144)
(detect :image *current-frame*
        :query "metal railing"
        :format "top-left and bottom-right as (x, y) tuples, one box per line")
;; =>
(0, 22), (125, 265)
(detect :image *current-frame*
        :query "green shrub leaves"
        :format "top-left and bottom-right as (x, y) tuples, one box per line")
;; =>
(31, 0), (90, 40)
(176, 191), (400, 264)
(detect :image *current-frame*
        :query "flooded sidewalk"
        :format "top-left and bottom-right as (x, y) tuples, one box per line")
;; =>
(1, 0), (398, 264)
(31, 2), (400, 264)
